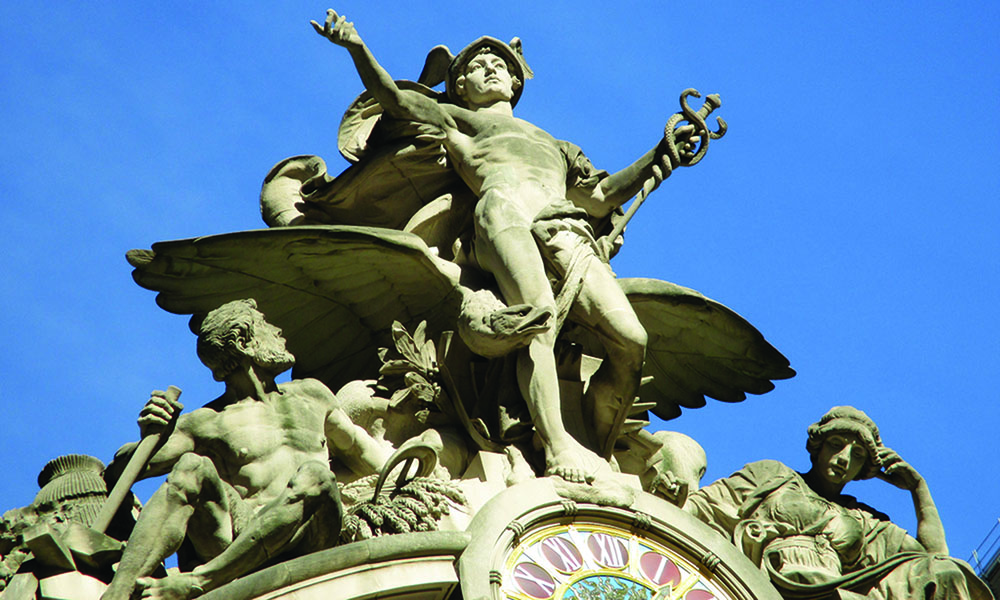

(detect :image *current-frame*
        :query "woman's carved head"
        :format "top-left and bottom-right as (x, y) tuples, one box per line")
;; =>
(806, 406), (883, 480)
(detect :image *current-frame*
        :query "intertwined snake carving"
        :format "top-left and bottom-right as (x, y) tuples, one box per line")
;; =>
(664, 88), (728, 171)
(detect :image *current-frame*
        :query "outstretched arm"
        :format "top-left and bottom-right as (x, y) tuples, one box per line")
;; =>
(302, 378), (393, 476)
(583, 125), (698, 218)
(326, 407), (394, 476)
(311, 9), (452, 128)
(876, 447), (948, 555)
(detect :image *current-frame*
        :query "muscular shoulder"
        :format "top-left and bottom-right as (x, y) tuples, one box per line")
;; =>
(396, 89), (460, 129)
(174, 405), (218, 436)
(558, 139), (607, 187)
(278, 378), (337, 403)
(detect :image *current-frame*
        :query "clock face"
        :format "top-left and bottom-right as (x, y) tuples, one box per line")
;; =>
(501, 522), (731, 600)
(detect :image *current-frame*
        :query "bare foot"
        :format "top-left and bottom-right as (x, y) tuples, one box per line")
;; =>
(504, 444), (536, 486)
(136, 573), (208, 600)
(545, 436), (611, 484)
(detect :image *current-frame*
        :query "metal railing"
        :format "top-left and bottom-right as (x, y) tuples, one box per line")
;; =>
(969, 518), (1000, 577)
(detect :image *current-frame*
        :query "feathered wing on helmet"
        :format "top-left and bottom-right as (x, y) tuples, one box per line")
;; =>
(806, 406), (885, 479)
(417, 36), (534, 107)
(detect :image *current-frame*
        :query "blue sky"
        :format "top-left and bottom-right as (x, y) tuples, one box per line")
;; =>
(2, 2), (998, 565)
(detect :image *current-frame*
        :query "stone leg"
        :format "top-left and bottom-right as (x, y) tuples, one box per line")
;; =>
(137, 460), (342, 599)
(570, 257), (647, 456)
(473, 193), (609, 483)
(101, 453), (233, 600)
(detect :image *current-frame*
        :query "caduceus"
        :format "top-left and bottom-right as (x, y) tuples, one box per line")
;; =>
(601, 89), (728, 257)
(591, 89), (726, 456)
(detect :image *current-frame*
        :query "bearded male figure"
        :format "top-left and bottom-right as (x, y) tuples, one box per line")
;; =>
(311, 10), (698, 484)
(101, 299), (391, 600)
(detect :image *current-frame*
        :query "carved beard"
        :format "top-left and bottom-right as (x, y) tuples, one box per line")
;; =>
(249, 337), (295, 375)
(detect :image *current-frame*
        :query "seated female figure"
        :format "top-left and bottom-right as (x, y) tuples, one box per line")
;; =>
(685, 406), (991, 600)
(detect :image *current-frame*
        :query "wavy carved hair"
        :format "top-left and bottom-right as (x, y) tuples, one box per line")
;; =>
(193, 299), (293, 382)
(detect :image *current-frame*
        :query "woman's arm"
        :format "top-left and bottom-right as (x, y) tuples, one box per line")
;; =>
(876, 446), (948, 555)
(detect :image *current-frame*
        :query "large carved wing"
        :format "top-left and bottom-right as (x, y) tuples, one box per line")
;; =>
(570, 277), (795, 421)
(261, 82), (475, 258)
(627, 277), (794, 420)
(127, 226), (465, 390)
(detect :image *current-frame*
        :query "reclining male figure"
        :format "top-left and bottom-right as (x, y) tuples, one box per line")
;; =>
(101, 299), (390, 600)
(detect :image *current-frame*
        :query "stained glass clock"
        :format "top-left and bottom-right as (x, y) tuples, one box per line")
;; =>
(458, 479), (780, 600)
(502, 521), (731, 600)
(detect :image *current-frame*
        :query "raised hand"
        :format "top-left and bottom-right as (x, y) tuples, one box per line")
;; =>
(137, 388), (183, 439)
(875, 446), (923, 491)
(310, 9), (362, 48)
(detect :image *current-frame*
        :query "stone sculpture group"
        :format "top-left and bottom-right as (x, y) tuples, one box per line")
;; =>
(0, 9), (989, 600)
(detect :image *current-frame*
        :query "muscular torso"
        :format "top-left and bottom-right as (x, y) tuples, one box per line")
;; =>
(181, 380), (331, 508)
(445, 108), (570, 220)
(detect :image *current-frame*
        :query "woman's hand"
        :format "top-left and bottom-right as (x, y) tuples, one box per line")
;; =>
(874, 446), (924, 491)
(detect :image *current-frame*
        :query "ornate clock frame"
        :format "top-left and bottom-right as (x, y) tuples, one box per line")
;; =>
(458, 479), (780, 600)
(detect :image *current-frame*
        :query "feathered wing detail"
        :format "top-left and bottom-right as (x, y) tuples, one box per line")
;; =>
(576, 277), (795, 421)
(417, 45), (455, 89)
(260, 81), (476, 256)
(126, 226), (465, 391)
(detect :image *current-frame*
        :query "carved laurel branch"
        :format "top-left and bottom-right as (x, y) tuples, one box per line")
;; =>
(376, 321), (448, 418)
